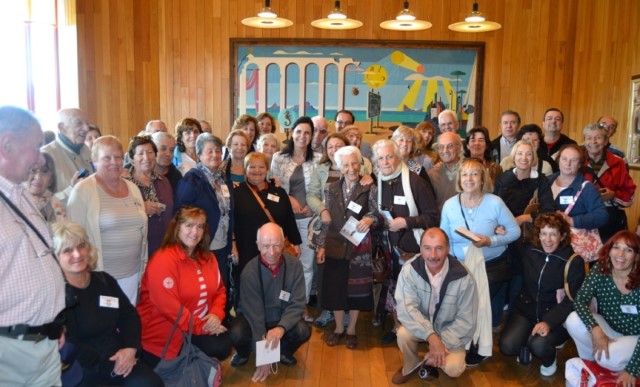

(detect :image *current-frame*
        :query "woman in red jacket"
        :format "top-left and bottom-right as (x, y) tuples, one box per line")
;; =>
(137, 206), (231, 367)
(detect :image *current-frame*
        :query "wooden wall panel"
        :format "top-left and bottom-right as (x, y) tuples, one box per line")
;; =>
(75, 0), (640, 225)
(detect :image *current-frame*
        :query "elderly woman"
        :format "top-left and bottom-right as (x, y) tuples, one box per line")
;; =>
(464, 126), (503, 183)
(55, 222), (162, 386)
(125, 136), (174, 256)
(173, 117), (202, 175)
(25, 152), (64, 222)
(316, 146), (380, 349)
(256, 133), (280, 162)
(175, 133), (234, 294)
(416, 120), (438, 166)
(494, 140), (555, 307)
(68, 136), (148, 305)
(54, 222), (163, 387)
(137, 206), (231, 368)
(566, 230), (640, 386)
(391, 125), (431, 180)
(581, 123), (636, 242)
(373, 139), (439, 344)
(256, 112), (277, 135)
(339, 125), (374, 175)
(499, 213), (585, 377)
(232, 114), (259, 153)
(548, 144), (608, 234)
(501, 124), (554, 176)
(233, 152), (301, 292)
(222, 129), (250, 187)
(271, 116), (321, 321)
(440, 158), (520, 364)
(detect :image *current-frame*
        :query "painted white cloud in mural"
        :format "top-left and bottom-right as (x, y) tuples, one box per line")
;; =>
(273, 50), (323, 55)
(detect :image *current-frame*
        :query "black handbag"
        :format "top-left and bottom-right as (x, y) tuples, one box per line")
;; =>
(485, 254), (512, 284)
(154, 306), (222, 387)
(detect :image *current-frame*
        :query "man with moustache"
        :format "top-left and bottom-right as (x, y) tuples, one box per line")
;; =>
(42, 108), (94, 204)
(392, 228), (478, 384)
(151, 131), (182, 192)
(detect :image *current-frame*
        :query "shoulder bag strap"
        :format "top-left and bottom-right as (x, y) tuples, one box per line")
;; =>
(246, 182), (276, 223)
(0, 189), (51, 249)
(160, 305), (184, 360)
(564, 181), (589, 215)
(564, 254), (589, 301)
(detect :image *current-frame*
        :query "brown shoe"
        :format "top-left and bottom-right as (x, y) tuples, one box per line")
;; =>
(392, 367), (416, 384)
(326, 331), (345, 346)
(346, 334), (358, 349)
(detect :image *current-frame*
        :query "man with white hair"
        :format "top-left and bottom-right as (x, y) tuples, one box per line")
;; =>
(428, 132), (463, 210)
(42, 108), (94, 204)
(145, 119), (168, 134)
(0, 106), (66, 386)
(311, 116), (329, 154)
(437, 110), (459, 134)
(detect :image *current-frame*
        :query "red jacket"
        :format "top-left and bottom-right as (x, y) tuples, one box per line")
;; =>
(582, 149), (636, 207)
(137, 245), (226, 359)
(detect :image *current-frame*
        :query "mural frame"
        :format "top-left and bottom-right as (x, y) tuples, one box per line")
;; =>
(627, 74), (640, 169)
(230, 39), (485, 135)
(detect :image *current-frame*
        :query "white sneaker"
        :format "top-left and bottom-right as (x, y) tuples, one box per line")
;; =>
(540, 358), (557, 376)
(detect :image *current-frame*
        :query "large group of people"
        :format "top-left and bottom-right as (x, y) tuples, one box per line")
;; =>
(1, 104), (639, 387)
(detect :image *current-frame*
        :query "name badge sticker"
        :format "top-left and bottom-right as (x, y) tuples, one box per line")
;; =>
(99, 295), (119, 309)
(559, 196), (573, 205)
(621, 305), (638, 314)
(394, 196), (406, 205)
(220, 185), (231, 198)
(347, 201), (362, 213)
(279, 290), (291, 302)
(267, 193), (280, 203)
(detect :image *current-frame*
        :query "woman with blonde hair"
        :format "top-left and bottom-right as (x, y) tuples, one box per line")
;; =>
(391, 125), (431, 180)
(222, 129), (250, 187)
(54, 221), (162, 387)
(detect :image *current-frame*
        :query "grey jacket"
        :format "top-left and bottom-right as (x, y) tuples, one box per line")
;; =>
(395, 255), (477, 351)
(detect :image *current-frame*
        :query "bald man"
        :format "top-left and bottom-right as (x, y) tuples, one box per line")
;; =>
(597, 115), (625, 159)
(311, 116), (329, 153)
(427, 132), (463, 210)
(42, 108), (94, 204)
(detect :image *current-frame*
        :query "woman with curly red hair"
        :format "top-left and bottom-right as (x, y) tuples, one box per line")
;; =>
(566, 230), (640, 386)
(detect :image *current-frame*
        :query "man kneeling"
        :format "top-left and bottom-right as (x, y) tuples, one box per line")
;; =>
(230, 222), (311, 382)
(393, 228), (478, 384)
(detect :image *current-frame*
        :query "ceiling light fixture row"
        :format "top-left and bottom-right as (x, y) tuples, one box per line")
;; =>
(242, 1), (501, 32)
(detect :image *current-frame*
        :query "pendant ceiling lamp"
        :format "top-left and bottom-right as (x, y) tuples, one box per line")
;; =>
(448, 1), (501, 32)
(241, 0), (293, 29)
(311, 1), (363, 30)
(380, 1), (432, 31)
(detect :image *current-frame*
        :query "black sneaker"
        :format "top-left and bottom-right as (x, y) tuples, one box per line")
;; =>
(465, 352), (489, 367)
(230, 352), (249, 367)
(517, 347), (531, 365)
(280, 354), (297, 366)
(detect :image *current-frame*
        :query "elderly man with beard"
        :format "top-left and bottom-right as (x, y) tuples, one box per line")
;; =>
(374, 139), (439, 345)
(392, 228), (478, 384)
(42, 108), (93, 204)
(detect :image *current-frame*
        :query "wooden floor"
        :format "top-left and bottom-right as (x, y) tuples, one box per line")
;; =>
(219, 310), (576, 386)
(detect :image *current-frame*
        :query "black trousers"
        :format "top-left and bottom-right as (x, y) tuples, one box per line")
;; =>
(141, 331), (232, 369)
(78, 361), (163, 387)
(229, 314), (311, 358)
(499, 312), (569, 366)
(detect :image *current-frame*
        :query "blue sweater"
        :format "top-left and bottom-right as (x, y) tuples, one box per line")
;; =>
(441, 193), (520, 262)
(548, 172), (608, 229)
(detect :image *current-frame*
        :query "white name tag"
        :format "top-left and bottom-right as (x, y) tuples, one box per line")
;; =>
(279, 290), (291, 302)
(347, 201), (362, 213)
(99, 295), (119, 309)
(559, 195), (573, 205)
(267, 193), (280, 203)
(220, 185), (231, 198)
(621, 305), (638, 314)
(394, 195), (406, 205)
